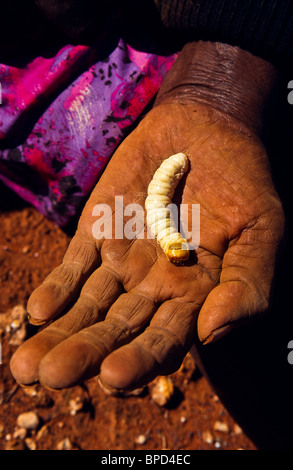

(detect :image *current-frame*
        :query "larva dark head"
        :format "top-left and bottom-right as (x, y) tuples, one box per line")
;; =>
(167, 242), (190, 265)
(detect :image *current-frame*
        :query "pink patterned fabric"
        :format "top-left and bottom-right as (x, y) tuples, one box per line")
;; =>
(0, 38), (177, 226)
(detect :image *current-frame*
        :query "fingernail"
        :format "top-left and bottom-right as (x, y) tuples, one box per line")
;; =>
(202, 324), (233, 345)
(41, 383), (62, 392)
(97, 376), (121, 396)
(27, 313), (47, 326)
(18, 380), (39, 388)
(97, 376), (143, 397)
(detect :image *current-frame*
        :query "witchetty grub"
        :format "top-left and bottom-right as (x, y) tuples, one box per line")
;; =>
(145, 152), (189, 264)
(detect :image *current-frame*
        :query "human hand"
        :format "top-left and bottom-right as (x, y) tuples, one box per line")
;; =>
(10, 95), (284, 392)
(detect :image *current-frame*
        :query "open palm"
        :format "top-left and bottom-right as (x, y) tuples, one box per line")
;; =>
(10, 101), (284, 391)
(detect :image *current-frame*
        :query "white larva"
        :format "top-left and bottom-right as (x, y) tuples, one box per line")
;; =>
(145, 152), (189, 264)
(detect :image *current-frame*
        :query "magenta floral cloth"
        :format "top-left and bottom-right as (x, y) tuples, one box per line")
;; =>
(0, 39), (177, 226)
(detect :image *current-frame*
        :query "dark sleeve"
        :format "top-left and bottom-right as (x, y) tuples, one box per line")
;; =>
(153, 0), (293, 68)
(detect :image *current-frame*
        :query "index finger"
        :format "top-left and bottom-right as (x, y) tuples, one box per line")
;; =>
(27, 230), (99, 324)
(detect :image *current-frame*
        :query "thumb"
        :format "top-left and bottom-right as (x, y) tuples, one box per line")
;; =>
(197, 280), (266, 344)
(197, 211), (284, 344)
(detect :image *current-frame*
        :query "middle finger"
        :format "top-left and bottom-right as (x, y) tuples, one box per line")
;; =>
(37, 291), (157, 389)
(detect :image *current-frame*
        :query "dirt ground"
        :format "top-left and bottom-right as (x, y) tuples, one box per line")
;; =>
(0, 183), (256, 451)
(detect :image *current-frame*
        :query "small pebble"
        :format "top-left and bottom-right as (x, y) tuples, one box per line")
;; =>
(13, 427), (27, 440)
(10, 319), (21, 329)
(21, 385), (38, 398)
(150, 376), (175, 406)
(16, 411), (39, 430)
(202, 430), (213, 444)
(9, 327), (28, 345)
(69, 396), (84, 415)
(25, 438), (37, 450)
(213, 420), (229, 433)
(135, 434), (147, 445)
(11, 305), (27, 321)
(233, 423), (243, 435)
(56, 438), (73, 450)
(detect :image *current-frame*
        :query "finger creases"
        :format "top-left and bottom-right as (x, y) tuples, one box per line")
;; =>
(197, 278), (268, 344)
(10, 266), (122, 386)
(35, 292), (157, 389)
(99, 300), (199, 392)
(197, 220), (279, 344)
(27, 231), (100, 324)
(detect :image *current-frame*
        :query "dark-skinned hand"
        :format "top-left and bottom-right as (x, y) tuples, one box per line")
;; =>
(10, 100), (284, 392)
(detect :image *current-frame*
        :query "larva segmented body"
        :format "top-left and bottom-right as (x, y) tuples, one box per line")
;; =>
(145, 152), (189, 264)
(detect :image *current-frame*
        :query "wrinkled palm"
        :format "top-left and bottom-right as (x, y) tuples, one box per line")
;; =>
(10, 102), (284, 391)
